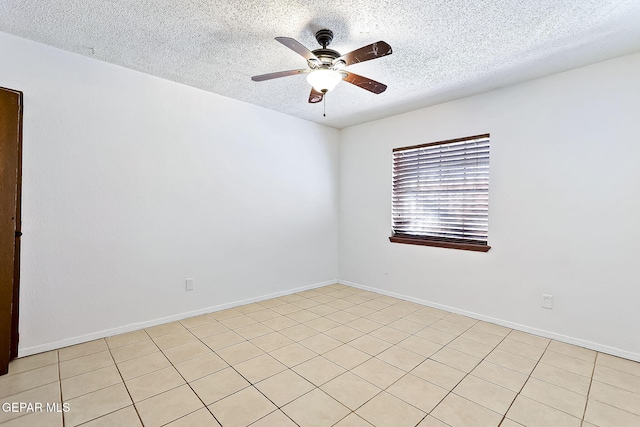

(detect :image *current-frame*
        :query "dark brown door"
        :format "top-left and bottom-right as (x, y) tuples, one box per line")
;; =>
(0, 87), (22, 375)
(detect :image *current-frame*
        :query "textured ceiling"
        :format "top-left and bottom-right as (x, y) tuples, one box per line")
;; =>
(1, 1), (640, 128)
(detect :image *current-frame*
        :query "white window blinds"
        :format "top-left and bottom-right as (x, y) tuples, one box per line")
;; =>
(392, 134), (490, 247)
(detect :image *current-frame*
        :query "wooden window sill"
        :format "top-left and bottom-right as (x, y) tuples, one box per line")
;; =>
(389, 235), (491, 252)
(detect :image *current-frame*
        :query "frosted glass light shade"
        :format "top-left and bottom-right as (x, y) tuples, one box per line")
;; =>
(306, 69), (342, 92)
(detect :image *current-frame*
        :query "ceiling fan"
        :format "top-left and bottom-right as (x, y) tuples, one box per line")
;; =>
(251, 29), (392, 104)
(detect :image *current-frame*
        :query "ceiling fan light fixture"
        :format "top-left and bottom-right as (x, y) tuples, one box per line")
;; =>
(306, 69), (343, 93)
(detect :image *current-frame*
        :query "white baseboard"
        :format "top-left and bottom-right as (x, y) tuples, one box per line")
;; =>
(18, 279), (337, 357)
(339, 279), (640, 363)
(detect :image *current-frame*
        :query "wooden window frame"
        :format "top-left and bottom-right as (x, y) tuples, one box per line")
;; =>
(390, 134), (491, 252)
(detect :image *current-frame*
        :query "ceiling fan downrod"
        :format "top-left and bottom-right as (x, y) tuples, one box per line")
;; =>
(315, 29), (333, 49)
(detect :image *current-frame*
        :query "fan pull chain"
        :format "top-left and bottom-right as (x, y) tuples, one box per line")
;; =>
(323, 95), (326, 117)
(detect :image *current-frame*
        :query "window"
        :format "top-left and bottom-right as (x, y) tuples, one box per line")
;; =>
(389, 134), (490, 252)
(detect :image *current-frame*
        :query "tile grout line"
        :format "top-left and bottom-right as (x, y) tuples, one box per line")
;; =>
(110, 331), (149, 427)
(400, 311), (523, 425)
(346, 320), (473, 419)
(155, 326), (225, 427)
(220, 300), (363, 426)
(58, 338), (144, 425)
(168, 366), (224, 427)
(315, 299), (501, 426)
(580, 351), (599, 427)
(140, 323), (232, 425)
(428, 323), (511, 427)
(288, 287), (386, 425)
(58, 333), (180, 425)
(520, 347), (598, 422)
(497, 339), (552, 427)
(208, 347), (285, 426)
(444, 328), (609, 424)
(58, 350), (65, 427)
(177, 319), (296, 427)
(201, 287), (388, 425)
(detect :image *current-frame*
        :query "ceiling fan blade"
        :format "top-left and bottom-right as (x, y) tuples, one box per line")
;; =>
(309, 88), (324, 103)
(337, 41), (392, 66)
(251, 69), (309, 82)
(342, 72), (387, 94)
(275, 37), (319, 62)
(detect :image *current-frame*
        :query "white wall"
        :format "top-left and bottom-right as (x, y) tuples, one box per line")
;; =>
(0, 32), (340, 355)
(339, 53), (640, 360)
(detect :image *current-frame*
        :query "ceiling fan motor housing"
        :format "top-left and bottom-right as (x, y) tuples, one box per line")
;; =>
(311, 48), (341, 67)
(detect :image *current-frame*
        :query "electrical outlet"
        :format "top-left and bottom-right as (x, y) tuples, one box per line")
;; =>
(542, 294), (553, 309)
(186, 278), (194, 291)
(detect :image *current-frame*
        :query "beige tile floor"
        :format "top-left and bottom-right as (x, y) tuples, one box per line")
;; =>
(2, 284), (640, 427)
